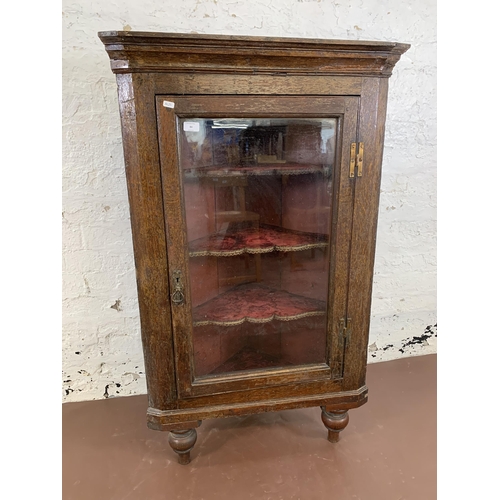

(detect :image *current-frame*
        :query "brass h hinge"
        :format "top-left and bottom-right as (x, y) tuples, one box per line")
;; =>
(349, 142), (364, 178)
(339, 317), (352, 345)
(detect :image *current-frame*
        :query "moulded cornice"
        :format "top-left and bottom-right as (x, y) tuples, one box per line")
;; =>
(98, 31), (410, 77)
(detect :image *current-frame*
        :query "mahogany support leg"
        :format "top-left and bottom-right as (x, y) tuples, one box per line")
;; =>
(168, 428), (198, 465)
(321, 407), (349, 443)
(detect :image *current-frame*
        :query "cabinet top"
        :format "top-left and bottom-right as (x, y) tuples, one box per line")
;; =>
(98, 31), (410, 77)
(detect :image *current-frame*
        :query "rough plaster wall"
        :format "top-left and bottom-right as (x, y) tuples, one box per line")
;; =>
(62, 0), (436, 402)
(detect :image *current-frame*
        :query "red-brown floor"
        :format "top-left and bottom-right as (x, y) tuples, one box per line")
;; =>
(62, 354), (436, 500)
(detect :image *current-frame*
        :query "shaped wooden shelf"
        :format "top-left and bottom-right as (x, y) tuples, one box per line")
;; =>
(192, 283), (326, 327)
(188, 224), (328, 258)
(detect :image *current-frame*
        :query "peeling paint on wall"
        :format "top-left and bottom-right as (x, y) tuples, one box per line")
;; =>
(62, 0), (436, 402)
(110, 299), (122, 311)
(370, 324), (437, 361)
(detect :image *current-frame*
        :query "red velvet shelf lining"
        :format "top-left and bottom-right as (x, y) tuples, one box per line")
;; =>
(189, 224), (328, 257)
(192, 283), (326, 327)
(184, 163), (330, 178)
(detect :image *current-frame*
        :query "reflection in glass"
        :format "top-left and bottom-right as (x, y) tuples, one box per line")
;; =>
(179, 118), (337, 376)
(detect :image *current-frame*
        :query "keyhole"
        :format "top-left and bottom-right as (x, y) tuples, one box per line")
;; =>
(174, 276), (181, 289)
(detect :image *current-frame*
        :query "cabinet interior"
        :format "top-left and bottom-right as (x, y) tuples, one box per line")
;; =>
(180, 117), (337, 376)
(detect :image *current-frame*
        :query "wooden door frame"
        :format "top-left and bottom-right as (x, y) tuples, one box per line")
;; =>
(156, 95), (360, 398)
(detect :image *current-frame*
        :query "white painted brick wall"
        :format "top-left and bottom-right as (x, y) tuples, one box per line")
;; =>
(62, 0), (437, 402)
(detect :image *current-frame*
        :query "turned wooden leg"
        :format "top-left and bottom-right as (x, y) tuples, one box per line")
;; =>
(168, 428), (198, 465)
(321, 407), (349, 443)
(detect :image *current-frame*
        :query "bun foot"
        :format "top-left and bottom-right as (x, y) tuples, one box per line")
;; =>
(168, 428), (198, 464)
(321, 408), (349, 443)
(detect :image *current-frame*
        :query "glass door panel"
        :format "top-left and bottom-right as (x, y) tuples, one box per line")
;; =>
(179, 117), (337, 377)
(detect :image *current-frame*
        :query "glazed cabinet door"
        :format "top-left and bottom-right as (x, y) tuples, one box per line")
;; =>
(156, 96), (359, 398)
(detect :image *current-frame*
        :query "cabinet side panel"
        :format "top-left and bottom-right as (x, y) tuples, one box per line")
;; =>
(116, 73), (177, 408)
(344, 77), (389, 389)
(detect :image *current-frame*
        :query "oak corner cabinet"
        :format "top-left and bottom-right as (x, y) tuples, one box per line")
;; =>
(99, 31), (409, 464)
